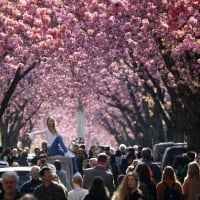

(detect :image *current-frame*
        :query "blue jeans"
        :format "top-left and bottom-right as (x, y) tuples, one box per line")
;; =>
(48, 135), (68, 156)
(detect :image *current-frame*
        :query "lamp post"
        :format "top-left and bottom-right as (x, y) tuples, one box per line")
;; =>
(77, 99), (85, 144)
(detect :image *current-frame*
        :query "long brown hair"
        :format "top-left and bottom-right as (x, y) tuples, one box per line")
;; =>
(47, 117), (58, 135)
(185, 161), (200, 180)
(134, 163), (153, 184)
(113, 172), (139, 200)
(161, 166), (177, 182)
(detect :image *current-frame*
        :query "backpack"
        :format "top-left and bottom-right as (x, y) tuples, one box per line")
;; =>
(163, 182), (180, 200)
(176, 164), (187, 183)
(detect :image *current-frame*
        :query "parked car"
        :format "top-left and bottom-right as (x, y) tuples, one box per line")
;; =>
(0, 161), (9, 168)
(153, 142), (175, 163)
(153, 142), (187, 164)
(161, 144), (188, 169)
(0, 166), (31, 188)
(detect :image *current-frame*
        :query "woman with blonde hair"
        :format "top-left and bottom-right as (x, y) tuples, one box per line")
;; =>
(183, 161), (200, 200)
(156, 166), (183, 200)
(112, 172), (144, 200)
(28, 117), (68, 156)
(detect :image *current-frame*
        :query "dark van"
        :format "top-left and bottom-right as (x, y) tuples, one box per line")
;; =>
(153, 142), (175, 163)
(161, 144), (188, 169)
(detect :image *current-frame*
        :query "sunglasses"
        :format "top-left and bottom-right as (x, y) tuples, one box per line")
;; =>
(30, 171), (40, 175)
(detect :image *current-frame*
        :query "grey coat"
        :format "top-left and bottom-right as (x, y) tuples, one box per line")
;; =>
(83, 166), (115, 196)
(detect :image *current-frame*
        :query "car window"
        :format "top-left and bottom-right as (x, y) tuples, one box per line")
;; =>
(162, 147), (187, 169)
(17, 171), (31, 188)
(0, 169), (31, 189)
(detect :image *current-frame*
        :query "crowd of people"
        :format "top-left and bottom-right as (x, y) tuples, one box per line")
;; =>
(1, 142), (200, 200)
(0, 117), (200, 200)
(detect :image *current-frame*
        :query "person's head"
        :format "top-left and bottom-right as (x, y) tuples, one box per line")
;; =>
(38, 154), (47, 166)
(39, 166), (53, 182)
(97, 153), (108, 168)
(72, 174), (84, 188)
(186, 161), (200, 179)
(72, 143), (80, 152)
(119, 144), (127, 154)
(2, 147), (11, 156)
(126, 165), (135, 174)
(89, 176), (109, 197)
(89, 157), (98, 167)
(24, 147), (30, 154)
(19, 193), (38, 200)
(162, 166), (176, 181)
(11, 162), (19, 167)
(11, 148), (18, 157)
(128, 147), (135, 155)
(115, 150), (122, 157)
(1, 171), (19, 194)
(30, 166), (40, 180)
(141, 147), (153, 160)
(126, 172), (139, 191)
(47, 117), (56, 129)
(52, 173), (60, 183)
(34, 148), (40, 156)
(134, 163), (153, 184)
(117, 172), (139, 199)
(19, 150), (28, 159)
(187, 151), (196, 162)
(104, 146), (110, 155)
(90, 176), (104, 189)
(53, 159), (62, 171)
(82, 158), (89, 169)
(76, 148), (85, 158)
(89, 145), (97, 156)
(41, 141), (48, 152)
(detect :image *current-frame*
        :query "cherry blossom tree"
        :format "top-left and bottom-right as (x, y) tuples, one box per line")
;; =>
(68, 0), (200, 150)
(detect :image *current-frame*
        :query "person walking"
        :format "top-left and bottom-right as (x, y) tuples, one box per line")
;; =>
(0, 171), (21, 200)
(134, 163), (157, 200)
(68, 174), (88, 200)
(156, 166), (183, 200)
(83, 153), (115, 197)
(20, 165), (42, 195)
(112, 172), (144, 200)
(139, 147), (162, 183)
(83, 176), (110, 200)
(34, 166), (68, 200)
(183, 161), (200, 200)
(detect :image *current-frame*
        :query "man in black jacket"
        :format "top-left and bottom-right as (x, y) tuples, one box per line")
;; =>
(20, 165), (42, 195)
(34, 166), (68, 200)
(139, 147), (162, 183)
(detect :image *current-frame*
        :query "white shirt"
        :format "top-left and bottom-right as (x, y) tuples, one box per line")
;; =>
(68, 188), (88, 200)
(28, 128), (57, 146)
